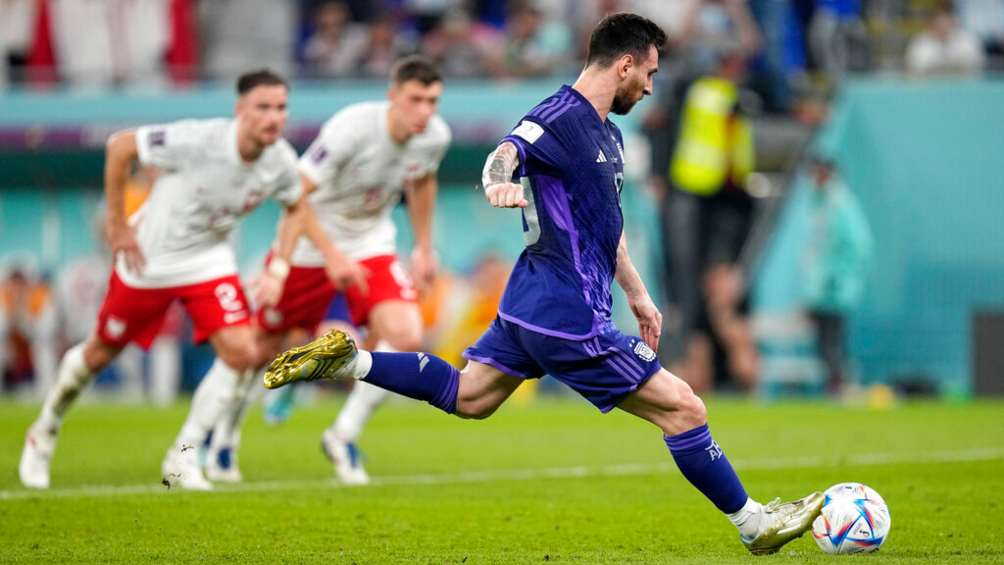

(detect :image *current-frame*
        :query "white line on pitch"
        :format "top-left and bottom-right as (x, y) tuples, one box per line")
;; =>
(2, 446), (1002, 502)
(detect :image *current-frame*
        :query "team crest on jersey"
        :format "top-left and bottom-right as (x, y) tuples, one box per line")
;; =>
(633, 341), (656, 362)
(149, 130), (166, 147)
(106, 316), (126, 339)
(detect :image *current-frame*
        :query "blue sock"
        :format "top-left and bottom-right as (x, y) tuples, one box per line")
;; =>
(360, 352), (459, 414)
(664, 424), (749, 514)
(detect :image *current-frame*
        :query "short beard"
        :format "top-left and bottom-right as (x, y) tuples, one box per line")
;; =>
(610, 91), (637, 115)
(611, 78), (643, 115)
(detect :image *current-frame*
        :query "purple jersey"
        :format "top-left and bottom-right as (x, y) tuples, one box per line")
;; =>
(498, 85), (626, 339)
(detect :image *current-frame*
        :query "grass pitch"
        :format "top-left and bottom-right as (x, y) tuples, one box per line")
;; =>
(1, 395), (1002, 563)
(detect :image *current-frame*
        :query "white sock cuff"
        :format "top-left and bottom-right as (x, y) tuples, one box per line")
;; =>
(349, 350), (374, 380)
(727, 497), (760, 524)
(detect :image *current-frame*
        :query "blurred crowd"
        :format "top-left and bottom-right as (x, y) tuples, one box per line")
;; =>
(1, 0), (1001, 96)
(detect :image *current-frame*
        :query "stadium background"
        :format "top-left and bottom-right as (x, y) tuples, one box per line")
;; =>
(2, 0), (1001, 400)
(2, 1), (1004, 563)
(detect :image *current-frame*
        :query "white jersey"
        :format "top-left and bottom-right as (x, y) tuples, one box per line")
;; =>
(293, 101), (451, 265)
(120, 118), (302, 288)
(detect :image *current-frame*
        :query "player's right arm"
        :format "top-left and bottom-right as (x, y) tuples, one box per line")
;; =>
(103, 130), (144, 274)
(298, 174), (369, 293)
(482, 141), (527, 208)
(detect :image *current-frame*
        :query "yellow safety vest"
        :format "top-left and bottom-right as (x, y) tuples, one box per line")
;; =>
(670, 76), (754, 196)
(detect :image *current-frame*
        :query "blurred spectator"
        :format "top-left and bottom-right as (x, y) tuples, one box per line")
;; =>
(0, 0), (36, 88)
(405, 0), (460, 34)
(420, 9), (498, 78)
(485, 3), (572, 78)
(800, 155), (872, 394)
(678, 0), (762, 59)
(906, 1), (984, 76)
(201, 0), (296, 81)
(807, 0), (870, 84)
(433, 252), (509, 368)
(49, 0), (171, 88)
(302, 1), (369, 77)
(661, 46), (759, 394)
(957, 0), (1004, 63)
(357, 15), (412, 77)
(0, 266), (56, 395)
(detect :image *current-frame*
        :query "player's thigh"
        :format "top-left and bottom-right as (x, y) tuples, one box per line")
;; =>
(617, 368), (708, 436)
(367, 300), (423, 351)
(207, 324), (257, 372)
(455, 360), (525, 420)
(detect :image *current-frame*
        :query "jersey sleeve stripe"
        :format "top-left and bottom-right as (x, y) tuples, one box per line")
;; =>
(529, 90), (571, 119)
(540, 98), (581, 123)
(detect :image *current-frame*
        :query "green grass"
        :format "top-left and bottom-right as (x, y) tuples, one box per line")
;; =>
(1, 397), (1003, 563)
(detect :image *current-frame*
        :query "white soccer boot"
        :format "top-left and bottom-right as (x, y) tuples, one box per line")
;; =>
(19, 423), (58, 489)
(742, 491), (825, 555)
(321, 428), (370, 486)
(161, 443), (213, 491)
(205, 446), (243, 483)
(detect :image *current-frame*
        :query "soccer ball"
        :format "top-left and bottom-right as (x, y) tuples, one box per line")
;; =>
(812, 482), (891, 554)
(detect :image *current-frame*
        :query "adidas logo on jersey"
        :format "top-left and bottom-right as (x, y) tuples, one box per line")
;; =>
(596, 150), (608, 163)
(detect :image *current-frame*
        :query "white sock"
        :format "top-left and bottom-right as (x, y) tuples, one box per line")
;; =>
(149, 337), (181, 407)
(175, 359), (241, 449)
(211, 370), (260, 453)
(37, 343), (94, 431)
(727, 497), (764, 538)
(343, 350), (373, 380)
(332, 341), (390, 441)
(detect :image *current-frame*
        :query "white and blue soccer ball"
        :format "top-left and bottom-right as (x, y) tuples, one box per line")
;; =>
(812, 482), (891, 554)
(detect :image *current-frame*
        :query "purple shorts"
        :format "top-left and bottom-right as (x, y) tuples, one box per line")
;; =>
(463, 317), (662, 413)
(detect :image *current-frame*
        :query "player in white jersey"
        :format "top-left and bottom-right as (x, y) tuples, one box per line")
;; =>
(200, 55), (451, 485)
(18, 70), (324, 491)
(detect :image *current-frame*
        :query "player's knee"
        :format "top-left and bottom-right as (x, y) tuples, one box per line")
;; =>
(676, 385), (707, 428)
(454, 396), (499, 420)
(379, 329), (422, 354)
(218, 341), (257, 373)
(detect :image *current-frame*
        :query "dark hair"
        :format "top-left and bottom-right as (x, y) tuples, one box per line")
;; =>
(585, 13), (667, 68)
(391, 55), (443, 86)
(236, 69), (288, 95)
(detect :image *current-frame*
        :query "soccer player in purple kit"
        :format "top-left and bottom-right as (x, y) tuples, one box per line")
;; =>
(262, 13), (823, 555)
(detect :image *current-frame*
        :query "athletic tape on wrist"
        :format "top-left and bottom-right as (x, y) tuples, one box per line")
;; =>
(268, 258), (291, 280)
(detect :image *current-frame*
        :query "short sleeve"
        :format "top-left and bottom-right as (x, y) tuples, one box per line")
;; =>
(135, 120), (206, 170)
(502, 118), (567, 177)
(298, 110), (359, 186)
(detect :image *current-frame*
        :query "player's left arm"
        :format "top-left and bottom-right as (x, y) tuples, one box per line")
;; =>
(254, 172), (323, 307)
(615, 231), (662, 350)
(405, 172), (438, 293)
